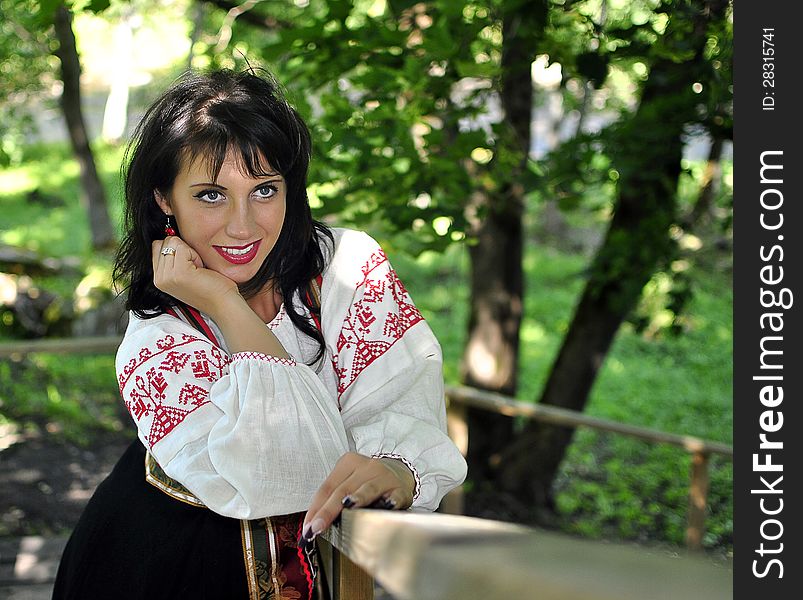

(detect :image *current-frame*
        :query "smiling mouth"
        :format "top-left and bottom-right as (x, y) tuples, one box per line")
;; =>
(213, 240), (262, 264)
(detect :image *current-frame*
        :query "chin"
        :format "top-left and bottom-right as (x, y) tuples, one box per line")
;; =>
(219, 258), (267, 283)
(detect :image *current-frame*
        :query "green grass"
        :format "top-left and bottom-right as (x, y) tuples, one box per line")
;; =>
(0, 142), (733, 552)
(0, 141), (127, 258)
(0, 355), (126, 445)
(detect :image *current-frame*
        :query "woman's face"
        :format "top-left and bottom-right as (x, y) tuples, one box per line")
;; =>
(156, 149), (287, 285)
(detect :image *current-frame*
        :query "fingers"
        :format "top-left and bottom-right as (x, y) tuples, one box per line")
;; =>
(152, 236), (196, 292)
(374, 457), (415, 509)
(301, 453), (413, 544)
(152, 236), (179, 272)
(302, 453), (361, 539)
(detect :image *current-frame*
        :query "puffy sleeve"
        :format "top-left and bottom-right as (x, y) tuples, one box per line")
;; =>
(321, 229), (467, 510)
(115, 316), (349, 519)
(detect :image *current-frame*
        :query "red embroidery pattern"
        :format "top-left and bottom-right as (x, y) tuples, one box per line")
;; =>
(333, 250), (423, 402)
(178, 383), (210, 407)
(267, 303), (286, 330)
(231, 352), (297, 367)
(191, 346), (228, 382)
(159, 350), (190, 374)
(118, 333), (206, 389)
(118, 332), (231, 447)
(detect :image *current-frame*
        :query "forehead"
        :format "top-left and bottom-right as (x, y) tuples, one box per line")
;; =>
(177, 147), (278, 181)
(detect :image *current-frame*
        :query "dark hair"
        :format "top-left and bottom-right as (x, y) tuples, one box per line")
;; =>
(113, 68), (333, 363)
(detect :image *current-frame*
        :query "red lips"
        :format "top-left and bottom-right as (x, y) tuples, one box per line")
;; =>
(213, 240), (262, 264)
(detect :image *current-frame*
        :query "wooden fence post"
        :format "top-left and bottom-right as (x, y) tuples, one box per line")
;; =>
(331, 546), (374, 600)
(686, 450), (710, 550)
(442, 402), (468, 515)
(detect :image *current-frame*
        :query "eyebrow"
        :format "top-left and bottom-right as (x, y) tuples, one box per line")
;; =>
(189, 176), (283, 189)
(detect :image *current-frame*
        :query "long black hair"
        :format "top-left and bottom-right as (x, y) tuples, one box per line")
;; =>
(113, 68), (333, 363)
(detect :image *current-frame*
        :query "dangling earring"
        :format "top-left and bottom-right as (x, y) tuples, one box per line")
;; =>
(164, 215), (176, 236)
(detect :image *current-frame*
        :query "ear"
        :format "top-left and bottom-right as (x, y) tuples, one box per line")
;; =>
(154, 189), (172, 215)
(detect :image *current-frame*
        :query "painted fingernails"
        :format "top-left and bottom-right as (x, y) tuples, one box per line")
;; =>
(341, 495), (356, 509)
(301, 517), (325, 542)
(298, 533), (315, 552)
(369, 497), (397, 510)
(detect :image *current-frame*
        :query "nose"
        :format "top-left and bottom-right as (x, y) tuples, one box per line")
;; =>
(225, 199), (256, 240)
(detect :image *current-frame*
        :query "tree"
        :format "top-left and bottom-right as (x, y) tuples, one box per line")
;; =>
(51, 0), (117, 250)
(460, 0), (545, 490)
(497, 0), (733, 513)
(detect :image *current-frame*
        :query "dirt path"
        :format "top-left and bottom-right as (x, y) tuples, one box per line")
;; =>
(0, 430), (135, 539)
(0, 429), (134, 597)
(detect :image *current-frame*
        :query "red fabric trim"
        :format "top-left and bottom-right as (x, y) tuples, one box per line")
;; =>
(306, 274), (324, 334)
(230, 352), (296, 367)
(296, 521), (315, 598)
(117, 333), (210, 389)
(185, 305), (221, 347)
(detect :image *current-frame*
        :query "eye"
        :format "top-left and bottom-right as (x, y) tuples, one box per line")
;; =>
(255, 183), (278, 199)
(194, 189), (222, 203)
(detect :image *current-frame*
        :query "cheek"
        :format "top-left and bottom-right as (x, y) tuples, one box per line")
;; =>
(264, 203), (287, 234)
(175, 211), (218, 247)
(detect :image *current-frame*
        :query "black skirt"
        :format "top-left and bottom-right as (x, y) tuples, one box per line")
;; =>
(52, 439), (319, 600)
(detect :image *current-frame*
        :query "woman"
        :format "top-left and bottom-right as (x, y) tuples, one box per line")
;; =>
(53, 68), (466, 599)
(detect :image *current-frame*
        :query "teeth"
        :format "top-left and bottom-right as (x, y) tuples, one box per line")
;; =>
(221, 243), (255, 256)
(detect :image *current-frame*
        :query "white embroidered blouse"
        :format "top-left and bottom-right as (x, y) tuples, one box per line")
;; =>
(116, 227), (467, 519)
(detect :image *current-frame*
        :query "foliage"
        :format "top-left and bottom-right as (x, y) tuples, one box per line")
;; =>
(0, 354), (124, 445)
(0, 1), (59, 164)
(532, 0), (733, 335)
(0, 141), (127, 258)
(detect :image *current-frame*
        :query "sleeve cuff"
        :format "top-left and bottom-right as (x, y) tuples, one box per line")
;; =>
(372, 452), (421, 502)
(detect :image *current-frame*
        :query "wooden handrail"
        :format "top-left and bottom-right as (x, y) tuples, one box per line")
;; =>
(323, 508), (732, 600)
(444, 385), (733, 551)
(445, 385), (733, 457)
(0, 335), (122, 358)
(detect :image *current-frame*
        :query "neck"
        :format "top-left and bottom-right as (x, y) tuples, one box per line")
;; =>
(246, 283), (282, 324)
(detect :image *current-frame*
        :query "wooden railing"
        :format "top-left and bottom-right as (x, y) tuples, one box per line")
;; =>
(0, 335), (123, 358)
(319, 508), (732, 600)
(443, 385), (733, 551)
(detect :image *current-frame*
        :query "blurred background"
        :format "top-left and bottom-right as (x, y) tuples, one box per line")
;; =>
(0, 0), (732, 566)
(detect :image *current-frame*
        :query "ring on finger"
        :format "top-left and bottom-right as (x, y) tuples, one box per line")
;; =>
(161, 247), (176, 256)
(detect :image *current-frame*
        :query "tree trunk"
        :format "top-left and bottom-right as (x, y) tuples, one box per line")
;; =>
(462, 186), (524, 482)
(54, 3), (116, 251)
(461, 2), (546, 511)
(498, 0), (730, 513)
(684, 136), (724, 230)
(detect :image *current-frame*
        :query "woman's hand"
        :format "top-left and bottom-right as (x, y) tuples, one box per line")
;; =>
(301, 452), (416, 542)
(152, 236), (240, 315)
